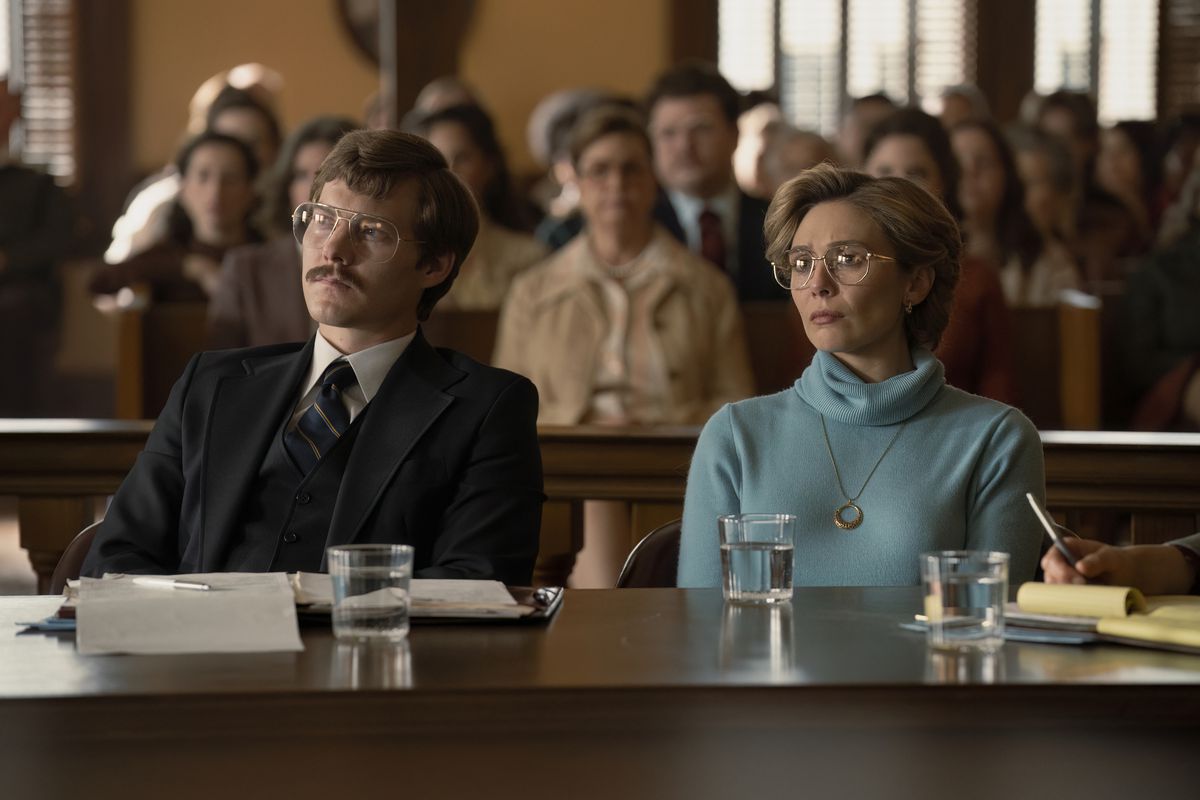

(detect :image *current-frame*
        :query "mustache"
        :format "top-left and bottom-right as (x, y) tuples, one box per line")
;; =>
(304, 265), (363, 290)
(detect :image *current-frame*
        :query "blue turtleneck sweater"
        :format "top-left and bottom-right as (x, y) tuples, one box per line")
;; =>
(678, 348), (1045, 587)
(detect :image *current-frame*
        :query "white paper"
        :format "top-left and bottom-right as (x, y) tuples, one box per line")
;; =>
(291, 573), (528, 618)
(77, 572), (304, 655)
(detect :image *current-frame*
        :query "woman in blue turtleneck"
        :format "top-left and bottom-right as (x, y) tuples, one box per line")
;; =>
(678, 165), (1045, 587)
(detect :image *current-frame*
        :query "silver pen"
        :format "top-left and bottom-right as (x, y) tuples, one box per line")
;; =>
(131, 576), (212, 591)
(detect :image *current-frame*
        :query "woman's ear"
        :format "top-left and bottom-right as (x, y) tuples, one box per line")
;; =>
(905, 264), (935, 307)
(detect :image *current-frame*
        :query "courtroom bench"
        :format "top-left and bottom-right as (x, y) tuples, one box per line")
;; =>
(2, 422), (1198, 591)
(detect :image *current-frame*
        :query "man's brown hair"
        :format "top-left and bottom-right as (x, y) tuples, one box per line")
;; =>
(312, 129), (479, 321)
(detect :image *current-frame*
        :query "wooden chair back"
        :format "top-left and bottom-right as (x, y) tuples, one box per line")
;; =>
(115, 301), (208, 419)
(49, 521), (101, 595)
(1011, 298), (1102, 430)
(616, 518), (682, 588)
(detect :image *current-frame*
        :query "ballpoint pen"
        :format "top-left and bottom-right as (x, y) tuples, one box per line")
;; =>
(131, 576), (212, 591)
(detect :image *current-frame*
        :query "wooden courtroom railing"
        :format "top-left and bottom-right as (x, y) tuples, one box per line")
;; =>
(2, 421), (1198, 591)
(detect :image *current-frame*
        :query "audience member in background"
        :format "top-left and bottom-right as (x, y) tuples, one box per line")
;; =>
(531, 91), (636, 250)
(835, 93), (896, 168)
(1158, 111), (1200, 215)
(645, 62), (779, 301)
(952, 119), (1079, 307)
(396, 75), (482, 132)
(759, 125), (836, 195)
(496, 106), (754, 588)
(0, 81), (77, 417)
(732, 101), (784, 199)
(1035, 91), (1141, 286)
(1095, 120), (1161, 248)
(106, 83), (282, 265)
(863, 108), (1017, 404)
(186, 64), (284, 138)
(1042, 534), (1200, 596)
(207, 116), (358, 349)
(91, 131), (260, 302)
(494, 105), (754, 425)
(678, 165), (1044, 587)
(1009, 127), (1078, 249)
(938, 84), (989, 129)
(735, 101), (836, 199)
(1121, 164), (1200, 431)
(410, 104), (547, 310)
(204, 87), (282, 174)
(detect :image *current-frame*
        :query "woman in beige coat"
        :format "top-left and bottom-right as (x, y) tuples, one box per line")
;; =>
(494, 104), (755, 588)
(494, 105), (754, 426)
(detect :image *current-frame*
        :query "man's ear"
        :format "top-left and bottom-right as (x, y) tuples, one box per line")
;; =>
(418, 252), (455, 286)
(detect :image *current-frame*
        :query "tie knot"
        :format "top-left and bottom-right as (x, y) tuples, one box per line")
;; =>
(320, 361), (358, 393)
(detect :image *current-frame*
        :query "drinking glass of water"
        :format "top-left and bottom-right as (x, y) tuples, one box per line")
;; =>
(327, 544), (414, 643)
(718, 513), (796, 604)
(920, 550), (1009, 652)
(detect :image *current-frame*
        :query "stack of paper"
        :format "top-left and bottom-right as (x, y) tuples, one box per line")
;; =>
(291, 572), (531, 619)
(76, 572), (304, 655)
(1013, 582), (1200, 651)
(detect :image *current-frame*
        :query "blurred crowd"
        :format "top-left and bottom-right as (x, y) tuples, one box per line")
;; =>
(7, 60), (1200, 431)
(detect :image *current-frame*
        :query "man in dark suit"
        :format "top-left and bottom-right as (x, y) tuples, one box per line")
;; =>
(644, 62), (779, 302)
(83, 130), (543, 584)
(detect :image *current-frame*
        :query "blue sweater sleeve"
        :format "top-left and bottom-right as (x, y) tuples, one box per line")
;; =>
(678, 405), (742, 587)
(965, 408), (1046, 584)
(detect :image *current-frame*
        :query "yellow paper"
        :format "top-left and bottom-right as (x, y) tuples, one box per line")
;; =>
(1096, 616), (1200, 648)
(1016, 582), (1146, 618)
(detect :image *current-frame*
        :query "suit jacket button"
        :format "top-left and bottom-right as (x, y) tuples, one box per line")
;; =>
(283, 531), (299, 543)
(295, 492), (311, 505)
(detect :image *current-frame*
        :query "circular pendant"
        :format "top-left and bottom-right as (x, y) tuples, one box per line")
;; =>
(834, 501), (863, 530)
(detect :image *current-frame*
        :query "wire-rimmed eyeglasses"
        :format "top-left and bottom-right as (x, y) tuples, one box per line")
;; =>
(292, 202), (424, 264)
(770, 244), (896, 290)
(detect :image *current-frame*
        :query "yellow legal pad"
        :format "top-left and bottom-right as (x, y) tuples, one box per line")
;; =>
(1016, 582), (1200, 650)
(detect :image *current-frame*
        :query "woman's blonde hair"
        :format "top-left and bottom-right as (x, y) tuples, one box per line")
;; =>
(764, 164), (962, 350)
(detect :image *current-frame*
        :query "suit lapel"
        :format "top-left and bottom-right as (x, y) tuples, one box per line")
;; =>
(200, 341), (313, 570)
(322, 330), (465, 564)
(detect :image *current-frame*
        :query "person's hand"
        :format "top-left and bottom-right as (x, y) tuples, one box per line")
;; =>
(1041, 537), (1107, 585)
(1042, 538), (1195, 595)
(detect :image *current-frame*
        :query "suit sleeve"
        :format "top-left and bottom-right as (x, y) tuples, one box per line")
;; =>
(419, 376), (545, 584)
(81, 355), (202, 576)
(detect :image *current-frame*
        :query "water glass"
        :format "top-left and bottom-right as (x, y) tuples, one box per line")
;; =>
(327, 544), (413, 643)
(920, 550), (1009, 652)
(718, 513), (796, 604)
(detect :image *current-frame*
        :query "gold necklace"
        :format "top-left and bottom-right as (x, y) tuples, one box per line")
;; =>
(819, 415), (907, 530)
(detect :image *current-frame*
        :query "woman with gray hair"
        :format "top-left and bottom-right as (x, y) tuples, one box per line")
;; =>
(678, 164), (1045, 587)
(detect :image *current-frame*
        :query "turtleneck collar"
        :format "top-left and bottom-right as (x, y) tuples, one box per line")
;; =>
(794, 348), (945, 426)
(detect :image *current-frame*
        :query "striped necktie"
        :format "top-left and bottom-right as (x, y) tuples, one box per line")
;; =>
(285, 360), (359, 475)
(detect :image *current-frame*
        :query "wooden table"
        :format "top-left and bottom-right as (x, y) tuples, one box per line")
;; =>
(2, 588), (1199, 798)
